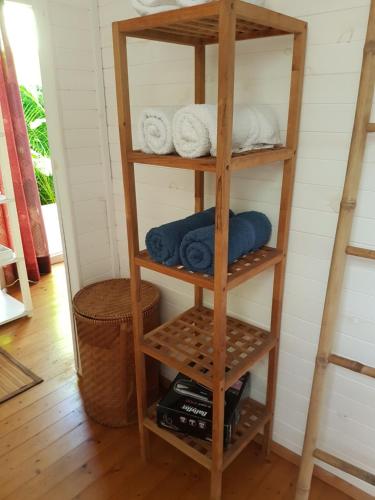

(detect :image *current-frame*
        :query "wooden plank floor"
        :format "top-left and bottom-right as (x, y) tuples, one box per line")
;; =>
(0, 264), (352, 500)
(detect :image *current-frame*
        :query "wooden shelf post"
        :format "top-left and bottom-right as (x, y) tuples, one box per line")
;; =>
(263, 29), (307, 457)
(211, 2), (236, 498)
(113, 24), (150, 461)
(194, 43), (205, 308)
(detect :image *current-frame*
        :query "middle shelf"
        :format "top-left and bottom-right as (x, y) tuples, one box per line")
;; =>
(136, 246), (283, 291)
(141, 305), (276, 391)
(129, 146), (294, 172)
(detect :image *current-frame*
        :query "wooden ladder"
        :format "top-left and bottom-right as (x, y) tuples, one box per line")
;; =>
(295, 2), (375, 498)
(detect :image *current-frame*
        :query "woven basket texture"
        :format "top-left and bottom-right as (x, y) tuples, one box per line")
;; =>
(74, 279), (160, 427)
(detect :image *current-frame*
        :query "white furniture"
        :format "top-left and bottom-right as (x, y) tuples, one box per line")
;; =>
(0, 106), (32, 326)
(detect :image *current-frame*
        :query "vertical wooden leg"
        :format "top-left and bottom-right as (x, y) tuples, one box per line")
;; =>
(112, 25), (150, 461)
(194, 44), (205, 308)
(211, 2), (236, 499)
(194, 170), (204, 308)
(210, 382), (226, 500)
(263, 29), (307, 458)
(262, 345), (278, 458)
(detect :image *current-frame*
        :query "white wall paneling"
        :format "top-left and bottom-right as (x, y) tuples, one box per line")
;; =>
(94, 0), (375, 495)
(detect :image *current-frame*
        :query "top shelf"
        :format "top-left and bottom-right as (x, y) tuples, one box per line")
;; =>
(116, 1), (307, 46)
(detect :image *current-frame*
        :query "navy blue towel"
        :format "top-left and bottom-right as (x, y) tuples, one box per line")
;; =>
(179, 211), (272, 275)
(146, 207), (231, 266)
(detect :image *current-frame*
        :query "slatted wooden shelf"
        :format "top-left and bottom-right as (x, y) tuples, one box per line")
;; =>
(117, 1), (306, 45)
(142, 306), (276, 390)
(136, 246), (283, 291)
(129, 147), (293, 172)
(144, 398), (270, 470)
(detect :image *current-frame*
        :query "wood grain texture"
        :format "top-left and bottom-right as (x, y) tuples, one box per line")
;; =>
(211, 1), (236, 497)
(0, 265), (354, 500)
(264, 27), (307, 459)
(296, 2), (375, 498)
(112, 23), (150, 461)
(113, 2), (307, 498)
(116, 0), (305, 45)
(194, 44), (206, 308)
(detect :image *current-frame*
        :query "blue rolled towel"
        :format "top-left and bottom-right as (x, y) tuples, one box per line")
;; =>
(179, 211), (272, 275)
(146, 207), (233, 266)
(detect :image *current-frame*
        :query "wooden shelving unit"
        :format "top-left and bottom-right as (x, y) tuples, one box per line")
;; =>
(113, 2), (307, 499)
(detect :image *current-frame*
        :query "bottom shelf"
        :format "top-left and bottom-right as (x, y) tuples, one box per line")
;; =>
(144, 398), (270, 471)
(0, 290), (27, 326)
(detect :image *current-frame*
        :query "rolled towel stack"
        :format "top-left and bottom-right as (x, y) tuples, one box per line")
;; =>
(132, 0), (265, 16)
(139, 107), (177, 155)
(146, 207), (233, 266)
(176, 0), (265, 5)
(131, 0), (177, 16)
(173, 104), (280, 158)
(180, 211), (272, 275)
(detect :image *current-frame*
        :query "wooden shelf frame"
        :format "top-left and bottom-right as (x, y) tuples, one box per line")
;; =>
(144, 398), (271, 471)
(135, 246), (283, 291)
(116, 0), (306, 46)
(113, 2), (307, 499)
(129, 146), (294, 173)
(141, 305), (277, 391)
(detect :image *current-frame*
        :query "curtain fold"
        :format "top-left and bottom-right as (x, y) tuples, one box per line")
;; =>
(0, 2), (51, 283)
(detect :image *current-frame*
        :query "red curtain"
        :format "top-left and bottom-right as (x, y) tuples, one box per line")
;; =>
(0, 6), (50, 283)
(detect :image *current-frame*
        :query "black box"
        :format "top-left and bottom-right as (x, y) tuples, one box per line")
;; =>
(157, 372), (250, 448)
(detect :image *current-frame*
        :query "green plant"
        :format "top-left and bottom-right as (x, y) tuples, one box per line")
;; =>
(20, 85), (56, 205)
(20, 85), (50, 158)
(34, 167), (56, 205)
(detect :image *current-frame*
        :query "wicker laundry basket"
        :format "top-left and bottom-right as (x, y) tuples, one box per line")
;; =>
(73, 279), (160, 427)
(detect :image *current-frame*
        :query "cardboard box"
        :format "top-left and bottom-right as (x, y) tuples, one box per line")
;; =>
(157, 372), (250, 448)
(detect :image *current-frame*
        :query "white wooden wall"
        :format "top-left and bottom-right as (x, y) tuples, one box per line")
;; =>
(38, 0), (118, 287)
(97, 0), (375, 494)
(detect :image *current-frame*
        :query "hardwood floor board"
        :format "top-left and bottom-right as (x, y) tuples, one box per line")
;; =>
(14, 347), (73, 377)
(0, 265), (354, 500)
(143, 453), (207, 500)
(73, 441), (145, 500)
(0, 369), (76, 421)
(0, 407), (86, 482)
(0, 377), (78, 438)
(246, 457), (298, 499)
(106, 438), (191, 500)
(1, 328), (72, 357)
(0, 392), (82, 457)
(39, 427), (139, 500)
(0, 306), (69, 339)
(0, 418), (100, 499)
(222, 444), (276, 500)
(5, 425), (135, 500)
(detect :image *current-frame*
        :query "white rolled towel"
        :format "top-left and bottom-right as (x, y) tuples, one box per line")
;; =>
(139, 107), (179, 155)
(131, 0), (177, 16)
(176, 0), (264, 6)
(173, 104), (281, 158)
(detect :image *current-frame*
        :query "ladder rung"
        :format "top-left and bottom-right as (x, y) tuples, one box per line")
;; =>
(346, 245), (375, 260)
(368, 123), (375, 132)
(314, 449), (375, 486)
(329, 354), (375, 379)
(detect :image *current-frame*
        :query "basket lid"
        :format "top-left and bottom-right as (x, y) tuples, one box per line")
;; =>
(73, 279), (160, 322)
